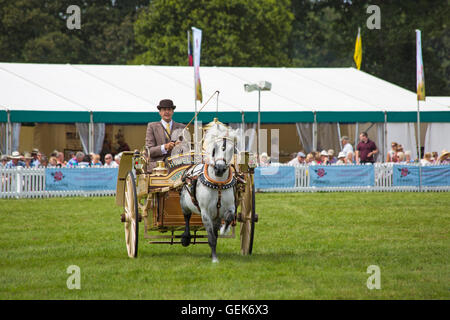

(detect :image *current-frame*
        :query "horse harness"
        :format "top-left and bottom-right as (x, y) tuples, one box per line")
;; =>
(181, 163), (243, 216)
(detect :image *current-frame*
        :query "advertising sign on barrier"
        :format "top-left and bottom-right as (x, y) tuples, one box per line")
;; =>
(309, 165), (374, 187)
(45, 168), (118, 191)
(393, 165), (450, 186)
(255, 166), (296, 189)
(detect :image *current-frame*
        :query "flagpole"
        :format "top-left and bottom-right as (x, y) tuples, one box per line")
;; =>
(417, 99), (422, 191)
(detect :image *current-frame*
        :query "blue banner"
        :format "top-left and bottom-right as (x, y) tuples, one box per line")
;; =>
(255, 166), (296, 189)
(309, 165), (374, 187)
(45, 168), (118, 191)
(393, 165), (450, 186)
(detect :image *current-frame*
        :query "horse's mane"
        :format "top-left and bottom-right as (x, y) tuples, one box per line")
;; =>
(202, 122), (238, 158)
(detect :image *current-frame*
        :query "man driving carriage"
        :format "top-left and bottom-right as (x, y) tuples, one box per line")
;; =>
(145, 99), (185, 171)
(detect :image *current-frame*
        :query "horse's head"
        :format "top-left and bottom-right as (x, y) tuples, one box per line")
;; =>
(204, 124), (238, 177)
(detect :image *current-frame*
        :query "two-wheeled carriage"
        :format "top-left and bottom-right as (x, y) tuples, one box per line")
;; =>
(115, 120), (258, 259)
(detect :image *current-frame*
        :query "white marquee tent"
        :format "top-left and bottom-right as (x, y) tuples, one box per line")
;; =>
(0, 63), (448, 159)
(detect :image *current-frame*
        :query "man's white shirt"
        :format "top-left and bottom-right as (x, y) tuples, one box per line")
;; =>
(160, 119), (173, 155)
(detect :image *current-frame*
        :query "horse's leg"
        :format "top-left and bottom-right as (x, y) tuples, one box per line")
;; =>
(202, 213), (219, 263)
(180, 190), (191, 247)
(220, 207), (235, 235)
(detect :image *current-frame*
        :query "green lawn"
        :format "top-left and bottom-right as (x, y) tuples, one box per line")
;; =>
(0, 192), (449, 299)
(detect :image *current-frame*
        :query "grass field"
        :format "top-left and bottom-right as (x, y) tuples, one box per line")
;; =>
(0, 192), (449, 300)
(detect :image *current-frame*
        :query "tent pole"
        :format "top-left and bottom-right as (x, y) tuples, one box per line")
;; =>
(6, 110), (11, 155)
(89, 111), (94, 154)
(337, 122), (342, 151)
(313, 111), (317, 151)
(384, 111), (387, 162)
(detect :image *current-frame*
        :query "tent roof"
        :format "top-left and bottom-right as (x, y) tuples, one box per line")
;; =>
(0, 63), (448, 123)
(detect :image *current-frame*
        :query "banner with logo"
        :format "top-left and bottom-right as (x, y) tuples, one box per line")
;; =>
(393, 165), (450, 186)
(255, 166), (296, 189)
(309, 165), (374, 187)
(45, 168), (118, 191)
(192, 26), (203, 102)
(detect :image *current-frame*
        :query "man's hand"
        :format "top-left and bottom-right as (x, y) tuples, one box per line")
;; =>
(164, 142), (175, 151)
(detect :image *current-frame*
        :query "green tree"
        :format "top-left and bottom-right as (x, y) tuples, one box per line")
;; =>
(133, 0), (294, 67)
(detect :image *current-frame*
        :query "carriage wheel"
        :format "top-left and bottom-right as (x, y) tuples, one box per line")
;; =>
(240, 173), (256, 255)
(124, 171), (139, 258)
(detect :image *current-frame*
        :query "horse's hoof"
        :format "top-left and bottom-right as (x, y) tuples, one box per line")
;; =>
(220, 224), (230, 236)
(212, 257), (219, 263)
(181, 235), (191, 247)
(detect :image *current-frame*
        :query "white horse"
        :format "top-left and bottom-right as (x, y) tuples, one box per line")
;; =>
(179, 124), (238, 263)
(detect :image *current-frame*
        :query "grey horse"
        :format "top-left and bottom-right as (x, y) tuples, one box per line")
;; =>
(179, 125), (238, 263)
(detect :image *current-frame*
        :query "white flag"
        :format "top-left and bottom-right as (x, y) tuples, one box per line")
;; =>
(192, 27), (203, 102)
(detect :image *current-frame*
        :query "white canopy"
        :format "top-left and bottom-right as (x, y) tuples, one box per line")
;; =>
(0, 62), (448, 123)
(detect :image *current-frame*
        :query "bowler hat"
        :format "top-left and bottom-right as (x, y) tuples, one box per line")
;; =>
(157, 99), (176, 110)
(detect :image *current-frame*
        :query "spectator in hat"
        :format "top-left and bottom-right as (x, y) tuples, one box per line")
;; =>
(341, 136), (354, 163)
(23, 152), (33, 168)
(438, 150), (450, 164)
(114, 153), (122, 166)
(335, 152), (347, 165)
(5, 151), (25, 168)
(31, 148), (41, 167)
(259, 152), (271, 166)
(288, 151), (306, 166)
(328, 149), (337, 164)
(320, 150), (330, 165)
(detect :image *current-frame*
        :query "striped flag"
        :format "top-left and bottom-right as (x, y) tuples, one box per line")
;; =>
(187, 30), (193, 66)
(416, 30), (425, 101)
(192, 27), (203, 102)
(354, 27), (362, 70)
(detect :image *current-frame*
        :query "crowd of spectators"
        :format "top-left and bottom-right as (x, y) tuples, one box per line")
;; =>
(258, 132), (450, 167)
(0, 148), (122, 169)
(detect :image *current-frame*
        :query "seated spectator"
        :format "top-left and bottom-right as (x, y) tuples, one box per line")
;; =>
(438, 150), (450, 164)
(396, 151), (405, 164)
(78, 155), (91, 168)
(314, 151), (321, 164)
(31, 148), (41, 167)
(23, 152), (33, 168)
(91, 154), (103, 166)
(387, 142), (398, 162)
(341, 136), (354, 163)
(335, 152), (347, 165)
(259, 152), (271, 166)
(104, 154), (119, 168)
(0, 154), (8, 168)
(431, 151), (439, 164)
(404, 150), (414, 163)
(5, 151), (25, 168)
(56, 152), (65, 167)
(67, 151), (84, 167)
(48, 156), (58, 168)
(114, 153), (121, 166)
(305, 153), (317, 165)
(40, 155), (48, 167)
(420, 152), (433, 166)
(287, 151), (306, 166)
(328, 149), (337, 164)
(320, 150), (330, 165)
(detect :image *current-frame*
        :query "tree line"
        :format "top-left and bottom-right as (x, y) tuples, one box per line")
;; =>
(0, 0), (448, 95)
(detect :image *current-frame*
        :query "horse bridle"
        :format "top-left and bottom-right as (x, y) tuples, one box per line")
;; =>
(211, 137), (237, 166)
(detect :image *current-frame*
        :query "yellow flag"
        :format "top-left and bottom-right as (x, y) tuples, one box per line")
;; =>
(416, 30), (425, 101)
(354, 27), (362, 70)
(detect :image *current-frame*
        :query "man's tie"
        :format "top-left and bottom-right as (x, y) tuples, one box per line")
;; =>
(166, 122), (171, 139)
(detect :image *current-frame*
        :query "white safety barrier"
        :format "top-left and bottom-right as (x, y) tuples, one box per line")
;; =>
(0, 167), (116, 199)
